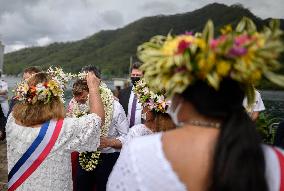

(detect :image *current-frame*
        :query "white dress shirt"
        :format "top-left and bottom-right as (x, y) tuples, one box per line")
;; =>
(0, 79), (9, 117)
(101, 100), (129, 153)
(127, 88), (142, 127)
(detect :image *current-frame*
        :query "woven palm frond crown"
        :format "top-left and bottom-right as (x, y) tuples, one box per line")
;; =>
(137, 17), (284, 105)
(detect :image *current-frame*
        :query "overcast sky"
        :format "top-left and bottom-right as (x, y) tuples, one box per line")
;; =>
(0, 0), (283, 53)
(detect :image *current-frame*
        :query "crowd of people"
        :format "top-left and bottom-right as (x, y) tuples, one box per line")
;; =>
(1, 17), (284, 191)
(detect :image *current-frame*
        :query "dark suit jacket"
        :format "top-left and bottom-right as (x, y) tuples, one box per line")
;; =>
(7, 97), (18, 117)
(0, 105), (6, 140)
(118, 86), (132, 116)
(274, 121), (284, 149)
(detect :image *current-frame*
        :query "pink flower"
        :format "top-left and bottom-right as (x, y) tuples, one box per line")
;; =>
(210, 39), (219, 49)
(210, 35), (227, 49)
(234, 35), (250, 46)
(228, 46), (247, 57)
(184, 31), (193, 35)
(175, 66), (187, 73)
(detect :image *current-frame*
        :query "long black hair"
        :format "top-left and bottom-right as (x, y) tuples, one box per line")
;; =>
(181, 79), (267, 191)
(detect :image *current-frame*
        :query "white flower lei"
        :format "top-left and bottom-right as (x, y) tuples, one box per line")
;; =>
(67, 77), (114, 171)
(66, 97), (90, 118)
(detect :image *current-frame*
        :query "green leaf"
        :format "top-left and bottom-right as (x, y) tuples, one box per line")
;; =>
(236, 17), (256, 34)
(264, 71), (284, 87)
(202, 20), (214, 44)
(244, 84), (256, 107)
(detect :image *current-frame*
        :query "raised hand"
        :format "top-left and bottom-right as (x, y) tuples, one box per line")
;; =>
(86, 72), (100, 90)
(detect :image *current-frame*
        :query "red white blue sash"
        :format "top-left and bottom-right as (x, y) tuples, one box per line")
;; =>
(8, 119), (64, 191)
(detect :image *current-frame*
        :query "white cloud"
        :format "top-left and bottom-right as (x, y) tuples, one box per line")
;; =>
(36, 36), (52, 46)
(0, 0), (283, 53)
(5, 43), (27, 53)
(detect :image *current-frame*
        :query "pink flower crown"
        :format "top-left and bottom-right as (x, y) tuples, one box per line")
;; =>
(134, 79), (170, 113)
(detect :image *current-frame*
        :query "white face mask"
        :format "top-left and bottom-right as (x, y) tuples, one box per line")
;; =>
(141, 112), (147, 121)
(167, 103), (182, 127)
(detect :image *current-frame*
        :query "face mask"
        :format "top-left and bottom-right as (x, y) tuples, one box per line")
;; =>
(167, 103), (182, 127)
(141, 112), (147, 121)
(131, 77), (140, 85)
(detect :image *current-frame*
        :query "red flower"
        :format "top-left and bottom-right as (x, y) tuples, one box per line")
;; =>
(177, 40), (190, 54)
(44, 82), (48, 87)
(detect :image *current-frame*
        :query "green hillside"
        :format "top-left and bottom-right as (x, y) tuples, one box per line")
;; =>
(4, 3), (284, 84)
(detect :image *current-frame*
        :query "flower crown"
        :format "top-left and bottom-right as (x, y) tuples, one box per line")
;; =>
(47, 66), (76, 89)
(134, 79), (169, 113)
(15, 78), (64, 104)
(137, 17), (284, 105)
(15, 67), (74, 104)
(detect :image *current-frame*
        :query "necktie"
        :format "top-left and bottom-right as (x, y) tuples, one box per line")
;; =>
(129, 94), (137, 127)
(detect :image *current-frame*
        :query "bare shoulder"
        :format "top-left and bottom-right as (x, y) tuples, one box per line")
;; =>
(162, 127), (219, 190)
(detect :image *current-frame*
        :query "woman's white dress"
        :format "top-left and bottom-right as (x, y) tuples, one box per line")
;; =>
(6, 113), (101, 191)
(107, 133), (284, 191)
(118, 124), (153, 145)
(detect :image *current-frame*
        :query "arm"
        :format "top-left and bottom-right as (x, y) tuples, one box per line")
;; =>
(86, 72), (105, 123)
(100, 137), (122, 149)
(99, 101), (129, 149)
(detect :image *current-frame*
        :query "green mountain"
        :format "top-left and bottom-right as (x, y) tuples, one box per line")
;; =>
(4, 3), (284, 82)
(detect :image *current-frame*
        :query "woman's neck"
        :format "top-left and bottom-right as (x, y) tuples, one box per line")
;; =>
(179, 102), (222, 128)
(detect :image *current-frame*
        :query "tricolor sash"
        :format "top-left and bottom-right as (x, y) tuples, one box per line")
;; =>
(8, 119), (64, 191)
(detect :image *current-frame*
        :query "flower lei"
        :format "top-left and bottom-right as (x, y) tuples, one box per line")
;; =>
(134, 79), (169, 113)
(137, 17), (284, 106)
(66, 97), (90, 118)
(68, 71), (114, 171)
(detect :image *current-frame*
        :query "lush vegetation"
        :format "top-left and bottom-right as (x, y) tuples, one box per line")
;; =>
(4, 3), (284, 85)
(256, 112), (281, 144)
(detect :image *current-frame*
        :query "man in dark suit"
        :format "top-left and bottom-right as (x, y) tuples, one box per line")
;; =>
(118, 62), (143, 128)
(274, 121), (284, 149)
(0, 106), (6, 141)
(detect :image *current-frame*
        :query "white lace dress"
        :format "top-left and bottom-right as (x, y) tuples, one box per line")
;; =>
(107, 133), (284, 191)
(118, 124), (153, 145)
(6, 113), (101, 191)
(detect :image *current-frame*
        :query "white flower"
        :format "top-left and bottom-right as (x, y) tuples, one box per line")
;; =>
(36, 83), (47, 92)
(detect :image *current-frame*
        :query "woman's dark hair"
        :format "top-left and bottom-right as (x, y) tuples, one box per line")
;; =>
(181, 78), (267, 191)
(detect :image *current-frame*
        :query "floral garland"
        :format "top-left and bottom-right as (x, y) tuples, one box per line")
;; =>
(66, 97), (90, 118)
(68, 72), (114, 171)
(137, 17), (284, 106)
(47, 66), (75, 90)
(14, 78), (64, 104)
(134, 79), (169, 113)
(14, 66), (74, 104)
